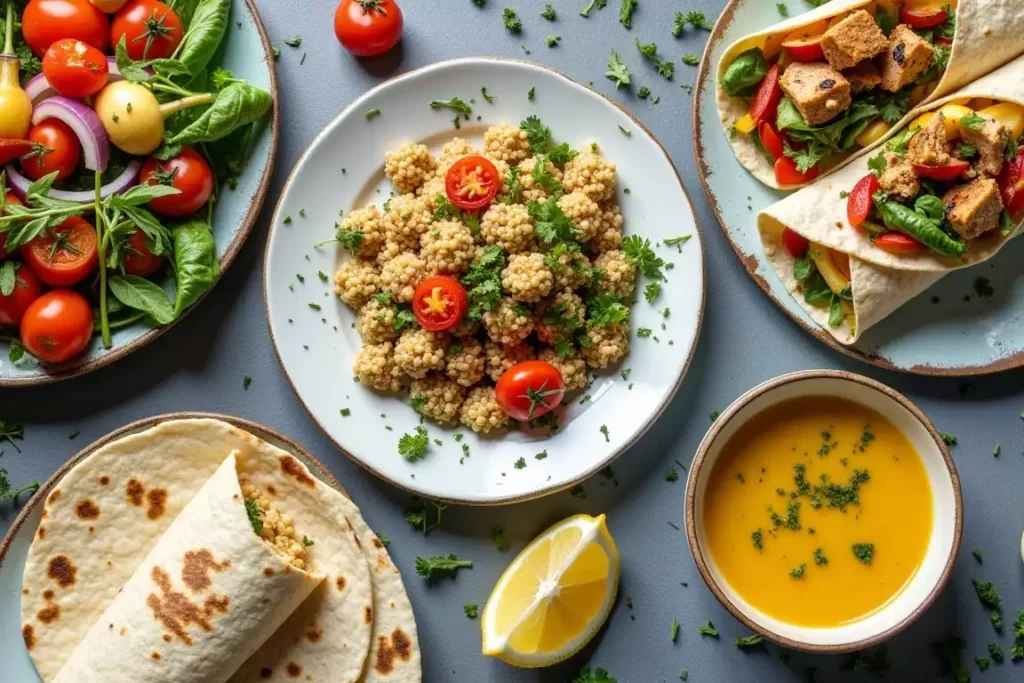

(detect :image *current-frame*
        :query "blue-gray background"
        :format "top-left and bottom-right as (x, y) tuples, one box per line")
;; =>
(3, 1), (1022, 680)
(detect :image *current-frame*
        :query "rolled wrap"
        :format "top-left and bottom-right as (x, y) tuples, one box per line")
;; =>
(757, 55), (1024, 343)
(51, 453), (324, 683)
(717, 0), (1024, 189)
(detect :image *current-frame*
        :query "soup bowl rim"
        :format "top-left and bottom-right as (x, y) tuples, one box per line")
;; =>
(684, 368), (963, 654)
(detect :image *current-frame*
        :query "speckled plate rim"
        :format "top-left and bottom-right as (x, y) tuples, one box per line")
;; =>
(692, 0), (1024, 377)
(0, 412), (348, 577)
(0, 0), (281, 389)
(262, 55), (707, 506)
(683, 369), (964, 654)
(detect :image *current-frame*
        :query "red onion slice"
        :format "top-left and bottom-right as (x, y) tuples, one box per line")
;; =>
(31, 96), (110, 172)
(6, 162), (141, 204)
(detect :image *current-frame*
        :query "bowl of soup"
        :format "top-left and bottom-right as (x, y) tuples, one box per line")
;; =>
(685, 370), (962, 653)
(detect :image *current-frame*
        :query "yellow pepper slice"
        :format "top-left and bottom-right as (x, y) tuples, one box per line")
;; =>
(855, 119), (892, 148)
(810, 244), (851, 295)
(978, 102), (1024, 139)
(734, 113), (757, 134)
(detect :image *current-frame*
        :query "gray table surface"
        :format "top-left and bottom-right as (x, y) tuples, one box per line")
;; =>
(3, 0), (1024, 681)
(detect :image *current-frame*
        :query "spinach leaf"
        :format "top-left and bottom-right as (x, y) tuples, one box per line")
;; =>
(914, 194), (945, 223)
(171, 219), (219, 315)
(721, 48), (767, 97)
(828, 295), (844, 327)
(802, 272), (833, 307)
(108, 275), (175, 324)
(179, 0), (230, 77)
(873, 192), (967, 256)
(777, 99), (880, 154)
(168, 83), (272, 145)
(170, 0), (205, 29)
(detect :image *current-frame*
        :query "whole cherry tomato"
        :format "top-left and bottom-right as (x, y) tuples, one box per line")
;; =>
(411, 275), (468, 331)
(139, 147), (214, 216)
(495, 360), (566, 421)
(23, 217), (98, 287)
(121, 227), (164, 276)
(20, 289), (94, 363)
(781, 228), (809, 259)
(334, 0), (404, 57)
(111, 0), (183, 60)
(22, 0), (110, 56)
(445, 155), (501, 212)
(0, 263), (42, 326)
(42, 38), (110, 98)
(20, 119), (81, 182)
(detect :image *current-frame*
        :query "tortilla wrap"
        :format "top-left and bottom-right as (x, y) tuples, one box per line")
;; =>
(757, 56), (1024, 343)
(717, 0), (1024, 189)
(19, 419), (417, 683)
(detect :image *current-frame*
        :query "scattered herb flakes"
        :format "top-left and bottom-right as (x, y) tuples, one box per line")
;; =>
(492, 527), (508, 551)
(665, 466), (679, 482)
(528, 86), (536, 100)
(284, 36), (302, 47)
(242, 375), (252, 390)
(340, 408), (351, 417)
(580, 0), (608, 18)
(975, 277), (994, 298)
(852, 542), (874, 564)
(481, 86), (496, 103)
(414, 554), (472, 582)
(940, 432), (958, 446)
(464, 603), (479, 619)
(283, 214), (293, 224)
(67, 429), (80, 440)
(678, 670), (688, 681)
(698, 620), (719, 637)
(599, 425), (610, 442)
(545, 34), (561, 48)
(709, 410), (720, 421)
(502, 8), (523, 33)
(618, 125), (632, 137)
(365, 108), (381, 121)
(671, 619), (680, 643)
(573, 666), (618, 683)
(569, 484), (587, 499)
(989, 642), (1004, 663)
(673, 10), (712, 35)
(514, 457), (527, 470)
(317, 270), (329, 282)
(308, 302), (322, 311)
(541, 4), (556, 20)
(735, 634), (764, 649)
(605, 49), (631, 89)
(535, 450), (548, 460)
(619, 0), (638, 29)
(975, 655), (990, 671)
(0, 420), (24, 452)
(430, 97), (473, 114)
(398, 426), (430, 462)
(637, 86), (650, 99)
(813, 548), (828, 565)
(777, 3), (789, 16)
(752, 528), (763, 552)
(681, 54), (699, 66)
(789, 564), (806, 579)
(972, 549), (983, 563)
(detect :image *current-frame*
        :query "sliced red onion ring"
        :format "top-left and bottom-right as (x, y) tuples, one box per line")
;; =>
(24, 58), (144, 105)
(6, 161), (141, 204)
(32, 96), (110, 172)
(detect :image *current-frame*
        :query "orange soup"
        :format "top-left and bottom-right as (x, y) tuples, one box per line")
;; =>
(703, 396), (933, 627)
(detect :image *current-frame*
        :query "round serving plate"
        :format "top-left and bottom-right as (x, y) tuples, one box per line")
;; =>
(695, 0), (1024, 376)
(0, 0), (280, 387)
(0, 412), (346, 682)
(264, 57), (705, 505)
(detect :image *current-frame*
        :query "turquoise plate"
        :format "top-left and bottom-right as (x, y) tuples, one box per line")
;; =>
(0, 413), (344, 682)
(0, 0), (279, 387)
(695, 0), (1024, 376)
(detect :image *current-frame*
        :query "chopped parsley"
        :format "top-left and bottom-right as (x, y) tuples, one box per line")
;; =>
(365, 108), (381, 121)
(813, 548), (828, 565)
(492, 527), (508, 550)
(430, 97), (472, 114)
(789, 564), (806, 579)
(735, 634), (764, 649)
(600, 425), (610, 442)
(851, 542), (875, 564)
(972, 549), (983, 563)
(605, 49), (631, 89)
(405, 499), (447, 535)
(572, 666), (617, 683)
(502, 8), (522, 33)
(398, 426), (430, 462)
(777, 3), (788, 16)
(244, 498), (264, 535)
(699, 620), (719, 637)
(752, 528), (763, 552)
(464, 603), (479, 619)
(623, 235), (665, 279)
(681, 54), (699, 66)
(242, 375), (252, 390)
(644, 282), (661, 303)
(618, 0), (638, 28)
(671, 619), (680, 642)
(665, 467), (679, 482)
(545, 34), (561, 48)
(940, 432), (958, 446)
(0, 467), (39, 503)
(415, 554), (472, 581)
(541, 4), (556, 20)
(580, 0), (608, 18)
(284, 36), (302, 47)
(635, 39), (674, 80)
(673, 10), (712, 35)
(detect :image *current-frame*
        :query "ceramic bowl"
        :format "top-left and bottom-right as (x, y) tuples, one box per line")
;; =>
(685, 370), (962, 653)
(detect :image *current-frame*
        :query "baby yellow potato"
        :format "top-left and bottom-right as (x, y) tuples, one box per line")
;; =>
(978, 102), (1024, 140)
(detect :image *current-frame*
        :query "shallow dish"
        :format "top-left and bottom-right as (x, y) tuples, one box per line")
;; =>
(0, 0), (279, 387)
(264, 57), (705, 505)
(685, 370), (962, 652)
(0, 413), (345, 682)
(695, 0), (1024, 376)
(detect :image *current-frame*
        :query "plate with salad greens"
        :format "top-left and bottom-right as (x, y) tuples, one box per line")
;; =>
(264, 57), (705, 504)
(696, 0), (1024, 375)
(0, 0), (277, 386)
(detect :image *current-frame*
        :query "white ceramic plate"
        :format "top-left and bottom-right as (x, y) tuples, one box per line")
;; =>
(264, 58), (705, 505)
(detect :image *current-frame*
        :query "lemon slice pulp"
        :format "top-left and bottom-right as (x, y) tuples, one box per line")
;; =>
(481, 514), (619, 668)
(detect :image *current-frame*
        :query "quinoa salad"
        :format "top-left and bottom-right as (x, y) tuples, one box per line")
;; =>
(331, 118), (666, 437)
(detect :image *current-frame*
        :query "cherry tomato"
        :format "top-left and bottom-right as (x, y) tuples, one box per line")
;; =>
(121, 227), (164, 276)
(900, 7), (948, 29)
(758, 121), (785, 161)
(411, 275), (468, 331)
(139, 147), (213, 216)
(22, 0), (110, 56)
(20, 289), (93, 363)
(847, 174), (880, 228)
(334, 0), (404, 57)
(23, 217), (98, 287)
(0, 140), (35, 167)
(111, 0), (183, 61)
(749, 63), (782, 125)
(90, 0), (129, 11)
(874, 232), (923, 254)
(781, 228), (809, 259)
(774, 156), (819, 186)
(42, 39), (109, 98)
(495, 360), (565, 421)
(20, 119), (81, 182)
(0, 264), (42, 326)
(997, 145), (1024, 216)
(0, 192), (24, 261)
(913, 160), (970, 181)
(781, 33), (825, 62)
(445, 155), (501, 211)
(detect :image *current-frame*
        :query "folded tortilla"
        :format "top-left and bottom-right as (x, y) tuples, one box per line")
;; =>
(718, 0), (1024, 189)
(21, 419), (419, 683)
(758, 55), (1024, 343)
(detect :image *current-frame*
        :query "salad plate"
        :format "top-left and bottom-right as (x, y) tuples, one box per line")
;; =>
(0, 0), (278, 387)
(264, 57), (705, 505)
(696, 0), (1024, 376)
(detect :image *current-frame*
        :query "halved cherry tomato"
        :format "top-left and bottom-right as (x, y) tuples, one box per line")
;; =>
(781, 32), (825, 62)
(411, 275), (468, 331)
(758, 121), (785, 161)
(445, 155), (500, 211)
(874, 232), (923, 254)
(781, 228), (809, 259)
(20, 119), (81, 182)
(0, 264), (42, 326)
(334, 0), (404, 57)
(847, 174), (880, 228)
(42, 38), (110, 98)
(22, 0), (110, 56)
(495, 360), (565, 422)
(122, 227), (165, 276)
(900, 7), (948, 28)
(998, 145), (1024, 216)
(139, 146), (213, 216)
(20, 289), (93, 363)
(913, 160), (970, 181)
(749, 63), (782, 125)
(111, 0), (183, 61)
(774, 156), (819, 186)
(23, 217), (98, 287)
(0, 192), (24, 261)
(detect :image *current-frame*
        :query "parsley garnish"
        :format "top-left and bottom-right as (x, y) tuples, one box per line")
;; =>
(365, 108), (381, 121)
(415, 554), (472, 581)
(777, 3), (788, 16)
(572, 666), (617, 683)
(502, 8), (522, 33)
(699, 620), (719, 637)
(619, 0), (638, 28)
(242, 375), (252, 390)
(284, 36), (302, 47)
(959, 112), (987, 132)
(671, 619), (680, 642)
(813, 548), (828, 565)
(623, 235), (665, 279)
(673, 11), (712, 35)
(244, 498), (264, 535)
(735, 634), (764, 649)
(398, 426), (430, 462)
(430, 97), (472, 114)
(541, 4), (556, 20)
(464, 603), (479, 618)
(405, 499), (448, 535)
(635, 39), (674, 80)
(681, 54), (699, 66)
(0, 420), (24, 452)
(852, 542), (875, 564)
(605, 49), (631, 89)
(545, 34), (561, 48)
(789, 563), (806, 579)
(580, 0), (607, 18)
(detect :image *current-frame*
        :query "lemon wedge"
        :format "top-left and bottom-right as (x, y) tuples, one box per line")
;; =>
(481, 514), (619, 668)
